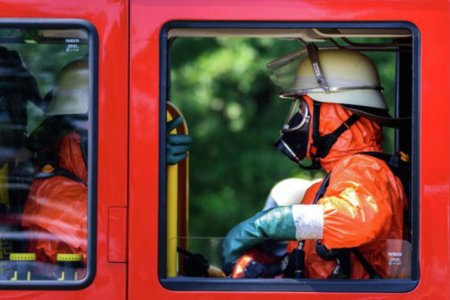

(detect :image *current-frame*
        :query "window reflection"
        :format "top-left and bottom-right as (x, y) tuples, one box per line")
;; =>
(0, 28), (90, 282)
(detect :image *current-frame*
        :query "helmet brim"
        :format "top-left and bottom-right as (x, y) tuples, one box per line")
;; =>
(308, 89), (386, 110)
(343, 104), (411, 128)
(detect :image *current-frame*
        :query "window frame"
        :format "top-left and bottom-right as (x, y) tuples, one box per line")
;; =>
(0, 18), (98, 290)
(159, 20), (420, 293)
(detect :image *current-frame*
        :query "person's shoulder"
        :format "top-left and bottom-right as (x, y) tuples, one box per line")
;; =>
(331, 153), (391, 181)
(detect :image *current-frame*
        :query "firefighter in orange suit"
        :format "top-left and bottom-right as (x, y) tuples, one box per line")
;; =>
(22, 59), (89, 264)
(222, 44), (408, 279)
(21, 58), (192, 265)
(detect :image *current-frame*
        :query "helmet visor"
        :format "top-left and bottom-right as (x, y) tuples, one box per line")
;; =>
(267, 48), (308, 91)
(282, 98), (310, 133)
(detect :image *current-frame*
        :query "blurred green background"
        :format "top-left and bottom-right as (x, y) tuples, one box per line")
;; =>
(169, 37), (396, 263)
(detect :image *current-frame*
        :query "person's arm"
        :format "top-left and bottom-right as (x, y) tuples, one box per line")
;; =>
(222, 204), (323, 275)
(222, 155), (397, 274)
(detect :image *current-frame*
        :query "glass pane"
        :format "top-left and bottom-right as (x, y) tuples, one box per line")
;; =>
(166, 30), (414, 284)
(0, 26), (90, 282)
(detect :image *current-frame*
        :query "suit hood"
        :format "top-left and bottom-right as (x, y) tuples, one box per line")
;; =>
(304, 96), (384, 172)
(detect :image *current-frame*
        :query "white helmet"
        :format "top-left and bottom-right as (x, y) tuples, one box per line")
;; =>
(269, 44), (390, 107)
(263, 177), (322, 210)
(267, 44), (408, 126)
(280, 45), (387, 110)
(46, 59), (89, 116)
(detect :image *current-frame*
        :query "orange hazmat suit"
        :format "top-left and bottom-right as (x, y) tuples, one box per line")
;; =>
(290, 96), (407, 278)
(22, 131), (87, 263)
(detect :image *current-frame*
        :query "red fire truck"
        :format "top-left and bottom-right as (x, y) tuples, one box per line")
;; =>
(0, 0), (448, 299)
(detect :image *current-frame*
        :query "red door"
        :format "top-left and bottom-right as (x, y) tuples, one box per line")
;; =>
(0, 0), (128, 299)
(128, 1), (450, 300)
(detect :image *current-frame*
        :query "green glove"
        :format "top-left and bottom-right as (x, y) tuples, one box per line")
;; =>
(167, 116), (192, 165)
(222, 206), (297, 275)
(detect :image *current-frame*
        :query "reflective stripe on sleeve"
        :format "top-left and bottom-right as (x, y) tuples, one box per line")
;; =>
(292, 204), (324, 240)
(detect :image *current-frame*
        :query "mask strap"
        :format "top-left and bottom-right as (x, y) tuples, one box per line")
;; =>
(310, 102), (360, 160)
(310, 102), (322, 161)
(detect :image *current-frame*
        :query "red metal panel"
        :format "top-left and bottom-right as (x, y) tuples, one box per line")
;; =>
(0, 0), (129, 299)
(129, 0), (450, 299)
(108, 207), (128, 263)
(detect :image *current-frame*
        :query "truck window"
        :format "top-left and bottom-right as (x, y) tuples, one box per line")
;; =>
(160, 22), (419, 292)
(0, 22), (96, 288)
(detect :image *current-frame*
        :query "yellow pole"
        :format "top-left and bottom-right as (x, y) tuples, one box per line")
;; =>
(166, 102), (189, 277)
(166, 112), (178, 277)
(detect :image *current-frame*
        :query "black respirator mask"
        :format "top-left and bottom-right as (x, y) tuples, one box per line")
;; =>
(275, 99), (311, 164)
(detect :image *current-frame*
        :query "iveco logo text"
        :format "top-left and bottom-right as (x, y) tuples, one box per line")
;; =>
(65, 38), (80, 43)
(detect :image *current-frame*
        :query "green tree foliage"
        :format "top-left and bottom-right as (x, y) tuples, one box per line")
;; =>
(171, 38), (321, 240)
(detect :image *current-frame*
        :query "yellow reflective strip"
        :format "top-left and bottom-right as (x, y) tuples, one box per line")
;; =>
(56, 253), (83, 262)
(9, 253), (36, 261)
